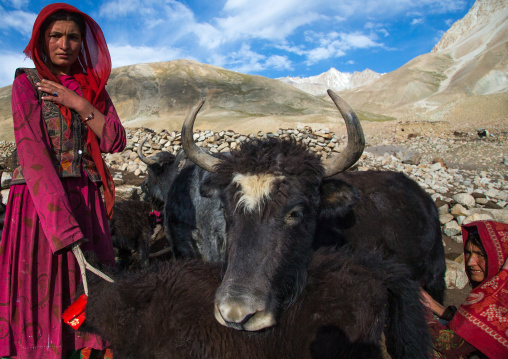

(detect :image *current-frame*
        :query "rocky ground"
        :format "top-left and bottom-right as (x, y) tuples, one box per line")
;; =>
(1, 123), (507, 308)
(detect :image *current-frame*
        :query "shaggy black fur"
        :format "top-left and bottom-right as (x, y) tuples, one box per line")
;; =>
(109, 200), (159, 269)
(79, 248), (431, 359)
(319, 170), (446, 303)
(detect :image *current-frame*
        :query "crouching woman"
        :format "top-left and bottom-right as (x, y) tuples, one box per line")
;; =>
(422, 220), (508, 359)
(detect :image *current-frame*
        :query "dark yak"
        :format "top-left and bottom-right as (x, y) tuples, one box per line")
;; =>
(109, 200), (157, 269)
(179, 90), (445, 357)
(138, 143), (226, 262)
(78, 248), (431, 359)
(109, 200), (169, 269)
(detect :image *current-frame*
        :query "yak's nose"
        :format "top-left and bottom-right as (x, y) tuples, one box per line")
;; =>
(214, 297), (276, 331)
(216, 299), (254, 323)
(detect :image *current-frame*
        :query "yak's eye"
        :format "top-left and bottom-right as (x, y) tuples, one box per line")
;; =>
(285, 206), (304, 225)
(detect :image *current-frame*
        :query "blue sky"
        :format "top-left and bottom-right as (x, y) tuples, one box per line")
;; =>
(0, 0), (475, 88)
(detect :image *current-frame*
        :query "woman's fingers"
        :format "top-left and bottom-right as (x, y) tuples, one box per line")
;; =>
(37, 79), (78, 105)
(35, 78), (87, 113)
(37, 80), (62, 100)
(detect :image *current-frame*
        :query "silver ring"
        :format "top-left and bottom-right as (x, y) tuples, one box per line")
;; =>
(52, 91), (58, 97)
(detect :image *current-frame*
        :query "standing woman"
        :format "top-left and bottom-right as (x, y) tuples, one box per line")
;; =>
(0, 3), (125, 359)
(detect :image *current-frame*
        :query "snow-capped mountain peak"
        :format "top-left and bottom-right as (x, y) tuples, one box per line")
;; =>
(278, 68), (383, 96)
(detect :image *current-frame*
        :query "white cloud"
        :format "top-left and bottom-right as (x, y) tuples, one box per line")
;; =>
(227, 44), (267, 73)
(99, 0), (203, 50)
(0, 51), (33, 87)
(306, 46), (345, 64)
(216, 0), (324, 42)
(99, 0), (194, 23)
(339, 32), (380, 49)
(265, 55), (293, 71)
(0, 6), (36, 36)
(275, 43), (307, 56)
(333, 15), (347, 23)
(98, 0), (143, 19)
(411, 18), (424, 25)
(365, 22), (390, 37)
(109, 44), (187, 68)
(222, 0), (248, 11)
(2, 0), (30, 10)
(192, 23), (224, 49)
(306, 31), (384, 65)
(302, 30), (383, 64)
(210, 44), (292, 74)
(216, 11), (321, 42)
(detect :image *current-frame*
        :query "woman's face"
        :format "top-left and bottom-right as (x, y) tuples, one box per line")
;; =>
(465, 241), (487, 285)
(44, 20), (82, 75)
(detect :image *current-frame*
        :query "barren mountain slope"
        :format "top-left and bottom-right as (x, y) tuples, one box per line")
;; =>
(338, 53), (454, 118)
(107, 60), (338, 131)
(0, 59), (394, 142)
(338, 0), (508, 127)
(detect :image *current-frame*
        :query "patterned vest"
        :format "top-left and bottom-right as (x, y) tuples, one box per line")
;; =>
(11, 68), (101, 185)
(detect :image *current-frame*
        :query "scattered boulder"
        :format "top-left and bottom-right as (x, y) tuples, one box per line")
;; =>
(462, 213), (495, 225)
(450, 204), (469, 217)
(444, 259), (469, 290)
(452, 193), (476, 208)
(443, 221), (461, 237)
(439, 213), (454, 225)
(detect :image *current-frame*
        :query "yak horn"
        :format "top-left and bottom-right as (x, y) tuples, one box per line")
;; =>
(137, 137), (158, 166)
(322, 90), (365, 177)
(181, 100), (220, 173)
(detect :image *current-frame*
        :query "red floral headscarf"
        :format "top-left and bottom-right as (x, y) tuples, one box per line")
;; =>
(24, 3), (115, 218)
(449, 221), (508, 358)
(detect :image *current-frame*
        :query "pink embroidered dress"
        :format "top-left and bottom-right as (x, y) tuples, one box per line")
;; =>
(0, 72), (125, 358)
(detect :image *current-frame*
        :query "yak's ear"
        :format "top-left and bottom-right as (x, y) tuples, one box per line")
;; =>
(319, 178), (360, 219)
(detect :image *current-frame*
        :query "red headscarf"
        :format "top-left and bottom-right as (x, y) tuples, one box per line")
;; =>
(24, 3), (115, 218)
(449, 221), (508, 358)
